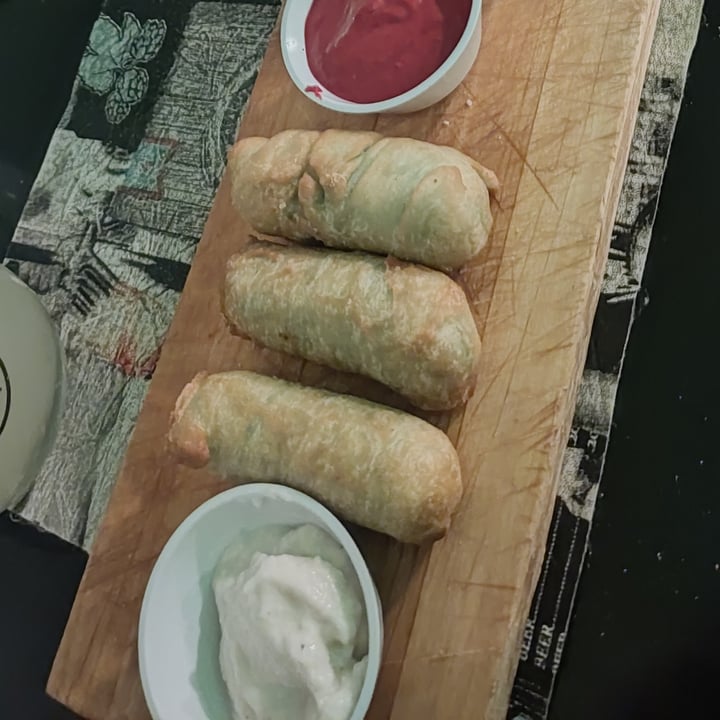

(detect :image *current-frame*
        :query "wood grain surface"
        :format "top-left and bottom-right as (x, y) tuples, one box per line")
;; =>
(47, 0), (661, 717)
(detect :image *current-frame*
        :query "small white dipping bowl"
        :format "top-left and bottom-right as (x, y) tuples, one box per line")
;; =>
(139, 484), (383, 720)
(281, 0), (483, 114)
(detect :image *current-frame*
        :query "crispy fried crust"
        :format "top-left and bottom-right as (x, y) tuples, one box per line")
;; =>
(167, 371), (463, 544)
(222, 242), (481, 410)
(228, 129), (497, 270)
(167, 374), (210, 468)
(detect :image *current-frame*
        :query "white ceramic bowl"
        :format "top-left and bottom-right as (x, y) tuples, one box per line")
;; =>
(139, 484), (383, 720)
(281, 0), (483, 114)
(0, 264), (65, 511)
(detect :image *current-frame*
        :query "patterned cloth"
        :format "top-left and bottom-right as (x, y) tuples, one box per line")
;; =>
(1, 1), (702, 718)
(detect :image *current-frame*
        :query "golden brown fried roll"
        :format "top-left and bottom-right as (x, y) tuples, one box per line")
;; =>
(223, 242), (481, 410)
(168, 371), (462, 544)
(228, 129), (498, 270)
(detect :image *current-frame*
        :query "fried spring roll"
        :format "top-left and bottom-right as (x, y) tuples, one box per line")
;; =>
(223, 242), (481, 410)
(168, 371), (462, 544)
(228, 129), (498, 271)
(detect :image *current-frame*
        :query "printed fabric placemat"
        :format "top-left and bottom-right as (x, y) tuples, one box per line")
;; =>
(1, 1), (702, 717)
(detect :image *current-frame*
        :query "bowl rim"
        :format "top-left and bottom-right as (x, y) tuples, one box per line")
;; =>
(138, 482), (383, 720)
(280, 0), (483, 113)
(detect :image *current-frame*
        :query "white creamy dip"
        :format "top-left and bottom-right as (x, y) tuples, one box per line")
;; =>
(213, 524), (369, 720)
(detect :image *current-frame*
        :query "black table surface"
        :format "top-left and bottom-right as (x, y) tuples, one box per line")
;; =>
(1, 1), (719, 718)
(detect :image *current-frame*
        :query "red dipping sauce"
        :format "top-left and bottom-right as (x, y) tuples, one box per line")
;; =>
(305, 0), (472, 104)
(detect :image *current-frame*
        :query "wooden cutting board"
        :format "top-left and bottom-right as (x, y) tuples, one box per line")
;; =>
(47, 0), (660, 718)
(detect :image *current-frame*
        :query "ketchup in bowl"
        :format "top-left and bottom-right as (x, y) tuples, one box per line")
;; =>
(305, 0), (472, 104)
